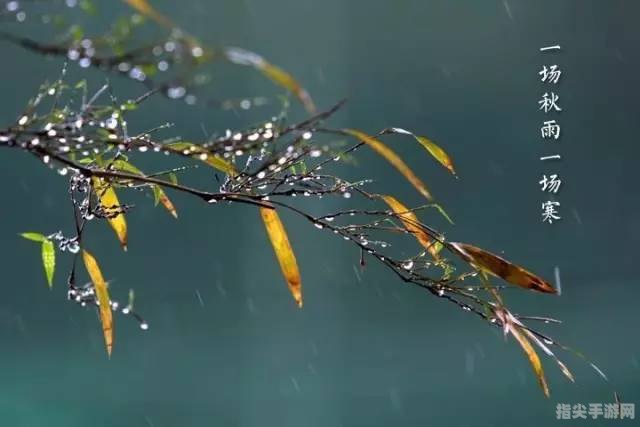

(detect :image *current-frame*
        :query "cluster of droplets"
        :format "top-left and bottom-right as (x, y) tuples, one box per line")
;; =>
(3, 1), (27, 22)
(67, 284), (148, 330)
(209, 121), (279, 159)
(48, 231), (80, 254)
(62, 29), (208, 106)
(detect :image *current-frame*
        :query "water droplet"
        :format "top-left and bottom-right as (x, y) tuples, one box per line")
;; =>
(191, 46), (204, 57)
(402, 261), (414, 270)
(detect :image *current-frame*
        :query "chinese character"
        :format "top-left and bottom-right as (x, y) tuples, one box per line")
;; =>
(588, 403), (603, 419)
(572, 403), (587, 419)
(539, 65), (562, 84)
(542, 201), (561, 224)
(541, 120), (561, 139)
(539, 92), (562, 113)
(556, 403), (571, 419)
(539, 174), (562, 193)
(621, 403), (635, 419)
(540, 154), (561, 161)
(604, 403), (619, 419)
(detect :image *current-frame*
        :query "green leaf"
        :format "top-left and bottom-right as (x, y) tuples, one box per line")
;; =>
(168, 172), (178, 185)
(41, 240), (55, 288)
(21, 232), (46, 243)
(119, 100), (138, 111)
(430, 203), (454, 225)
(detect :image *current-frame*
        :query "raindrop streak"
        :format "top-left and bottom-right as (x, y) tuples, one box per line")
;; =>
(195, 290), (205, 307)
(503, 0), (514, 20)
(554, 266), (562, 296)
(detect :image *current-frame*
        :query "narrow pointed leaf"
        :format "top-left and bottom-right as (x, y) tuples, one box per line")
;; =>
(257, 61), (316, 114)
(112, 159), (178, 218)
(41, 240), (55, 288)
(344, 129), (433, 200)
(510, 325), (550, 397)
(92, 177), (128, 250)
(448, 242), (556, 294)
(260, 207), (302, 307)
(224, 47), (315, 113)
(386, 128), (457, 176)
(82, 249), (113, 357)
(165, 142), (236, 175)
(122, 0), (173, 28)
(415, 135), (456, 176)
(155, 186), (178, 218)
(20, 232), (46, 242)
(381, 195), (441, 259)
(521, 327), (575, 383)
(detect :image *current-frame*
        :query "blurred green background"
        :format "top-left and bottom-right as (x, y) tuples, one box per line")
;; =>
(0, 0), (638, 425)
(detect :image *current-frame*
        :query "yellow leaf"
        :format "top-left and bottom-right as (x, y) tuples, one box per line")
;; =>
(165, 142), (236, 176)
(224, 47), (315, 114)
(120, 4), (314, 112)
(82, 249), (114, 357)
(122, 0), (173, 28)
(510, 325), (550, 397)
(448, 242), (556, 294)
(157, 188), (178, 218)
(344, 129), (433, 200)
(260, 207), (302, 308)
(385, 128), (457, 176)
(111, 159), (178, 218)
(415, 136), (456, 176)
(258, 61), (316, 114)
(92, 177), (128, 250)
(381, 195), (441, 259)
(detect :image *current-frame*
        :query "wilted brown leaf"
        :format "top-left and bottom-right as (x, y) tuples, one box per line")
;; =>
(344, 129), (433, 200)
(260, 207), (303, 308)
(82, 249), (114, 357)
(448, 242), (556, 293)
